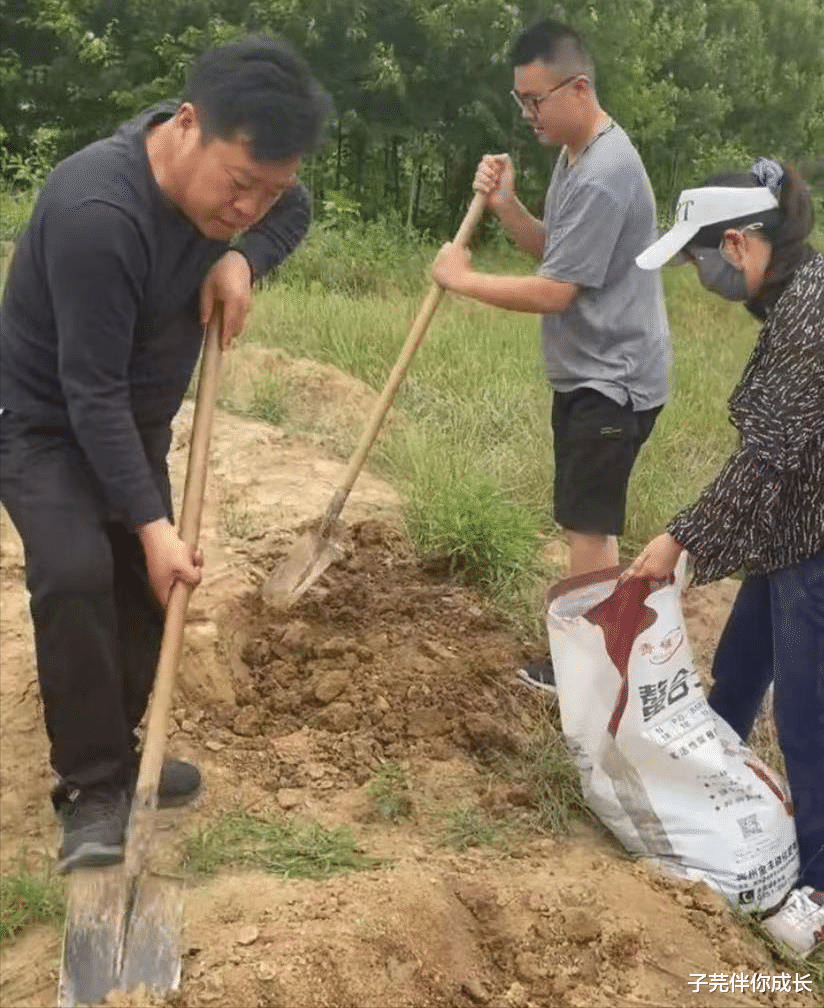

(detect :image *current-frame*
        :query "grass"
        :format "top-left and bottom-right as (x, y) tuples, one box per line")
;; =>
(0, 870), (65, 946)
(437, 801), (519, 854)
(182, 810), (384, 879)
(501, 713), (593, 835)
(244, 372), (289, 426)
(368, 761), (412, 823)
(0, 189), (36, 243)
(218, 490), (261, 541)
(276, 214), (434, 298)
(406, 472), (543, 588)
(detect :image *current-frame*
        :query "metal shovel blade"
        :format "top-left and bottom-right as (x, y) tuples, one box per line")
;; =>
(57, 866), (126, 1008)
(118, 872), (184, 995)
(57, 867), (183, 1007)
(262, 530), (345, 610)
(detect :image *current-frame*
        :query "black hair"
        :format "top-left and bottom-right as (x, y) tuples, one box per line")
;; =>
(183, 33), (333, 162)
(692, 162), (815, 317)
(510, 19), (595, 81)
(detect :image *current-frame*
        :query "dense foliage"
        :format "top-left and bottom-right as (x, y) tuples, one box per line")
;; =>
(2, 0), (823, 233)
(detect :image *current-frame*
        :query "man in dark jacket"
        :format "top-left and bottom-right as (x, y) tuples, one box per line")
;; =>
(0, 33), (331, 872)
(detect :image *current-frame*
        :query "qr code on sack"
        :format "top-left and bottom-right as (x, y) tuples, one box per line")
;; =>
(738, 814), (763, 839)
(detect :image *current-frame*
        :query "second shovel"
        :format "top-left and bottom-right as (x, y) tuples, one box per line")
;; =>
(262, 192), (486, 609)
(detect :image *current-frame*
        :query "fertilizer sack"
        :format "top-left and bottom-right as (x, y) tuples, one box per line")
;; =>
(546, 565), (798, 913)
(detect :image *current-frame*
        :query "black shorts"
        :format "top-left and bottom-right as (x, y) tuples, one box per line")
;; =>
(552, 387), (662, 537)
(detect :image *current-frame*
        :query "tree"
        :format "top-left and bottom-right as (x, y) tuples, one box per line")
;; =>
(2, 0), (822, 228)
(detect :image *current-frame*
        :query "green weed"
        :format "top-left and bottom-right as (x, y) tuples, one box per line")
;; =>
(0, 190), (37, 242)
(368, 762), (412, 823)
(499, 712), (593, 835)
(245, 374), (288, 426)
(218, 492), (260, 541)
(182, 811), (384, 879)
(0, 871), (65, 946)
(406, 471), (543, 589)
(276, 214), (432, 297)
(438, 802), (518, 854)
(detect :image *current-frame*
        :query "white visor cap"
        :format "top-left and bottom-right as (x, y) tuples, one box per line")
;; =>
(636, 186), (779, 270)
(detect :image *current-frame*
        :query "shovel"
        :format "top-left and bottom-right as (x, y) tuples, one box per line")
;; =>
(262, 192), (486, 609)
(57, 317), (224, 1007)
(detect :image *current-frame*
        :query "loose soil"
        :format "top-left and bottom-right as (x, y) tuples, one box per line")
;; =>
(0, 354), (816, 1008)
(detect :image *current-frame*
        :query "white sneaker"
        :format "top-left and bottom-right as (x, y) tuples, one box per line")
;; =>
(762, 886), (824, 959)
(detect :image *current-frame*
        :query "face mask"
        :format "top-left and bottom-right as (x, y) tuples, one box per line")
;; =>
(693, 248), (749, 301)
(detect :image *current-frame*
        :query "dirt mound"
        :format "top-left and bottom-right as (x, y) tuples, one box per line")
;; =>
(220, 344), (402, 444)
(195, 519), (536, 776)
(168, 516), (551, 843)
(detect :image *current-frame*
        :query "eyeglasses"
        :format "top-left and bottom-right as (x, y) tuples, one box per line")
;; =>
(510, 75), (583, 117)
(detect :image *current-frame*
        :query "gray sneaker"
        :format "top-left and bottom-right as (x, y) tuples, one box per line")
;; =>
(56, 786), (128, 874)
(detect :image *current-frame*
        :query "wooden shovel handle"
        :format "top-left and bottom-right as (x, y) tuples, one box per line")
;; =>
(131, 319), (223, 805)
(319, 192), (487, 535)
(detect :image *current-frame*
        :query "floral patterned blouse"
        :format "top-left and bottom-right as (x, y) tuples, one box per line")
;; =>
(669, 251), (824, 585)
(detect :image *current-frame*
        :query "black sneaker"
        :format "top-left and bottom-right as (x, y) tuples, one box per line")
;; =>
(128, 758), (202, 809)
(156, 758), (202, 808)
(517, 655), (557, 694)
(56, 786), (128, 874)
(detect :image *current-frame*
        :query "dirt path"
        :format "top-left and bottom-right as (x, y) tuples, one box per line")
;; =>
(0, 375), (815, 1008)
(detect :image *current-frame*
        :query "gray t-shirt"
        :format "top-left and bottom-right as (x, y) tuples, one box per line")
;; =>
(540, 122), (671, 410)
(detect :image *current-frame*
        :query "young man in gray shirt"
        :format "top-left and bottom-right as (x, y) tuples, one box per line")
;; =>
(432, 19), (671, 689)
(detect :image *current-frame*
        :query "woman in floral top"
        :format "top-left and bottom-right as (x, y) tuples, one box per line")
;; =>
(631, 158), (823, 959)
